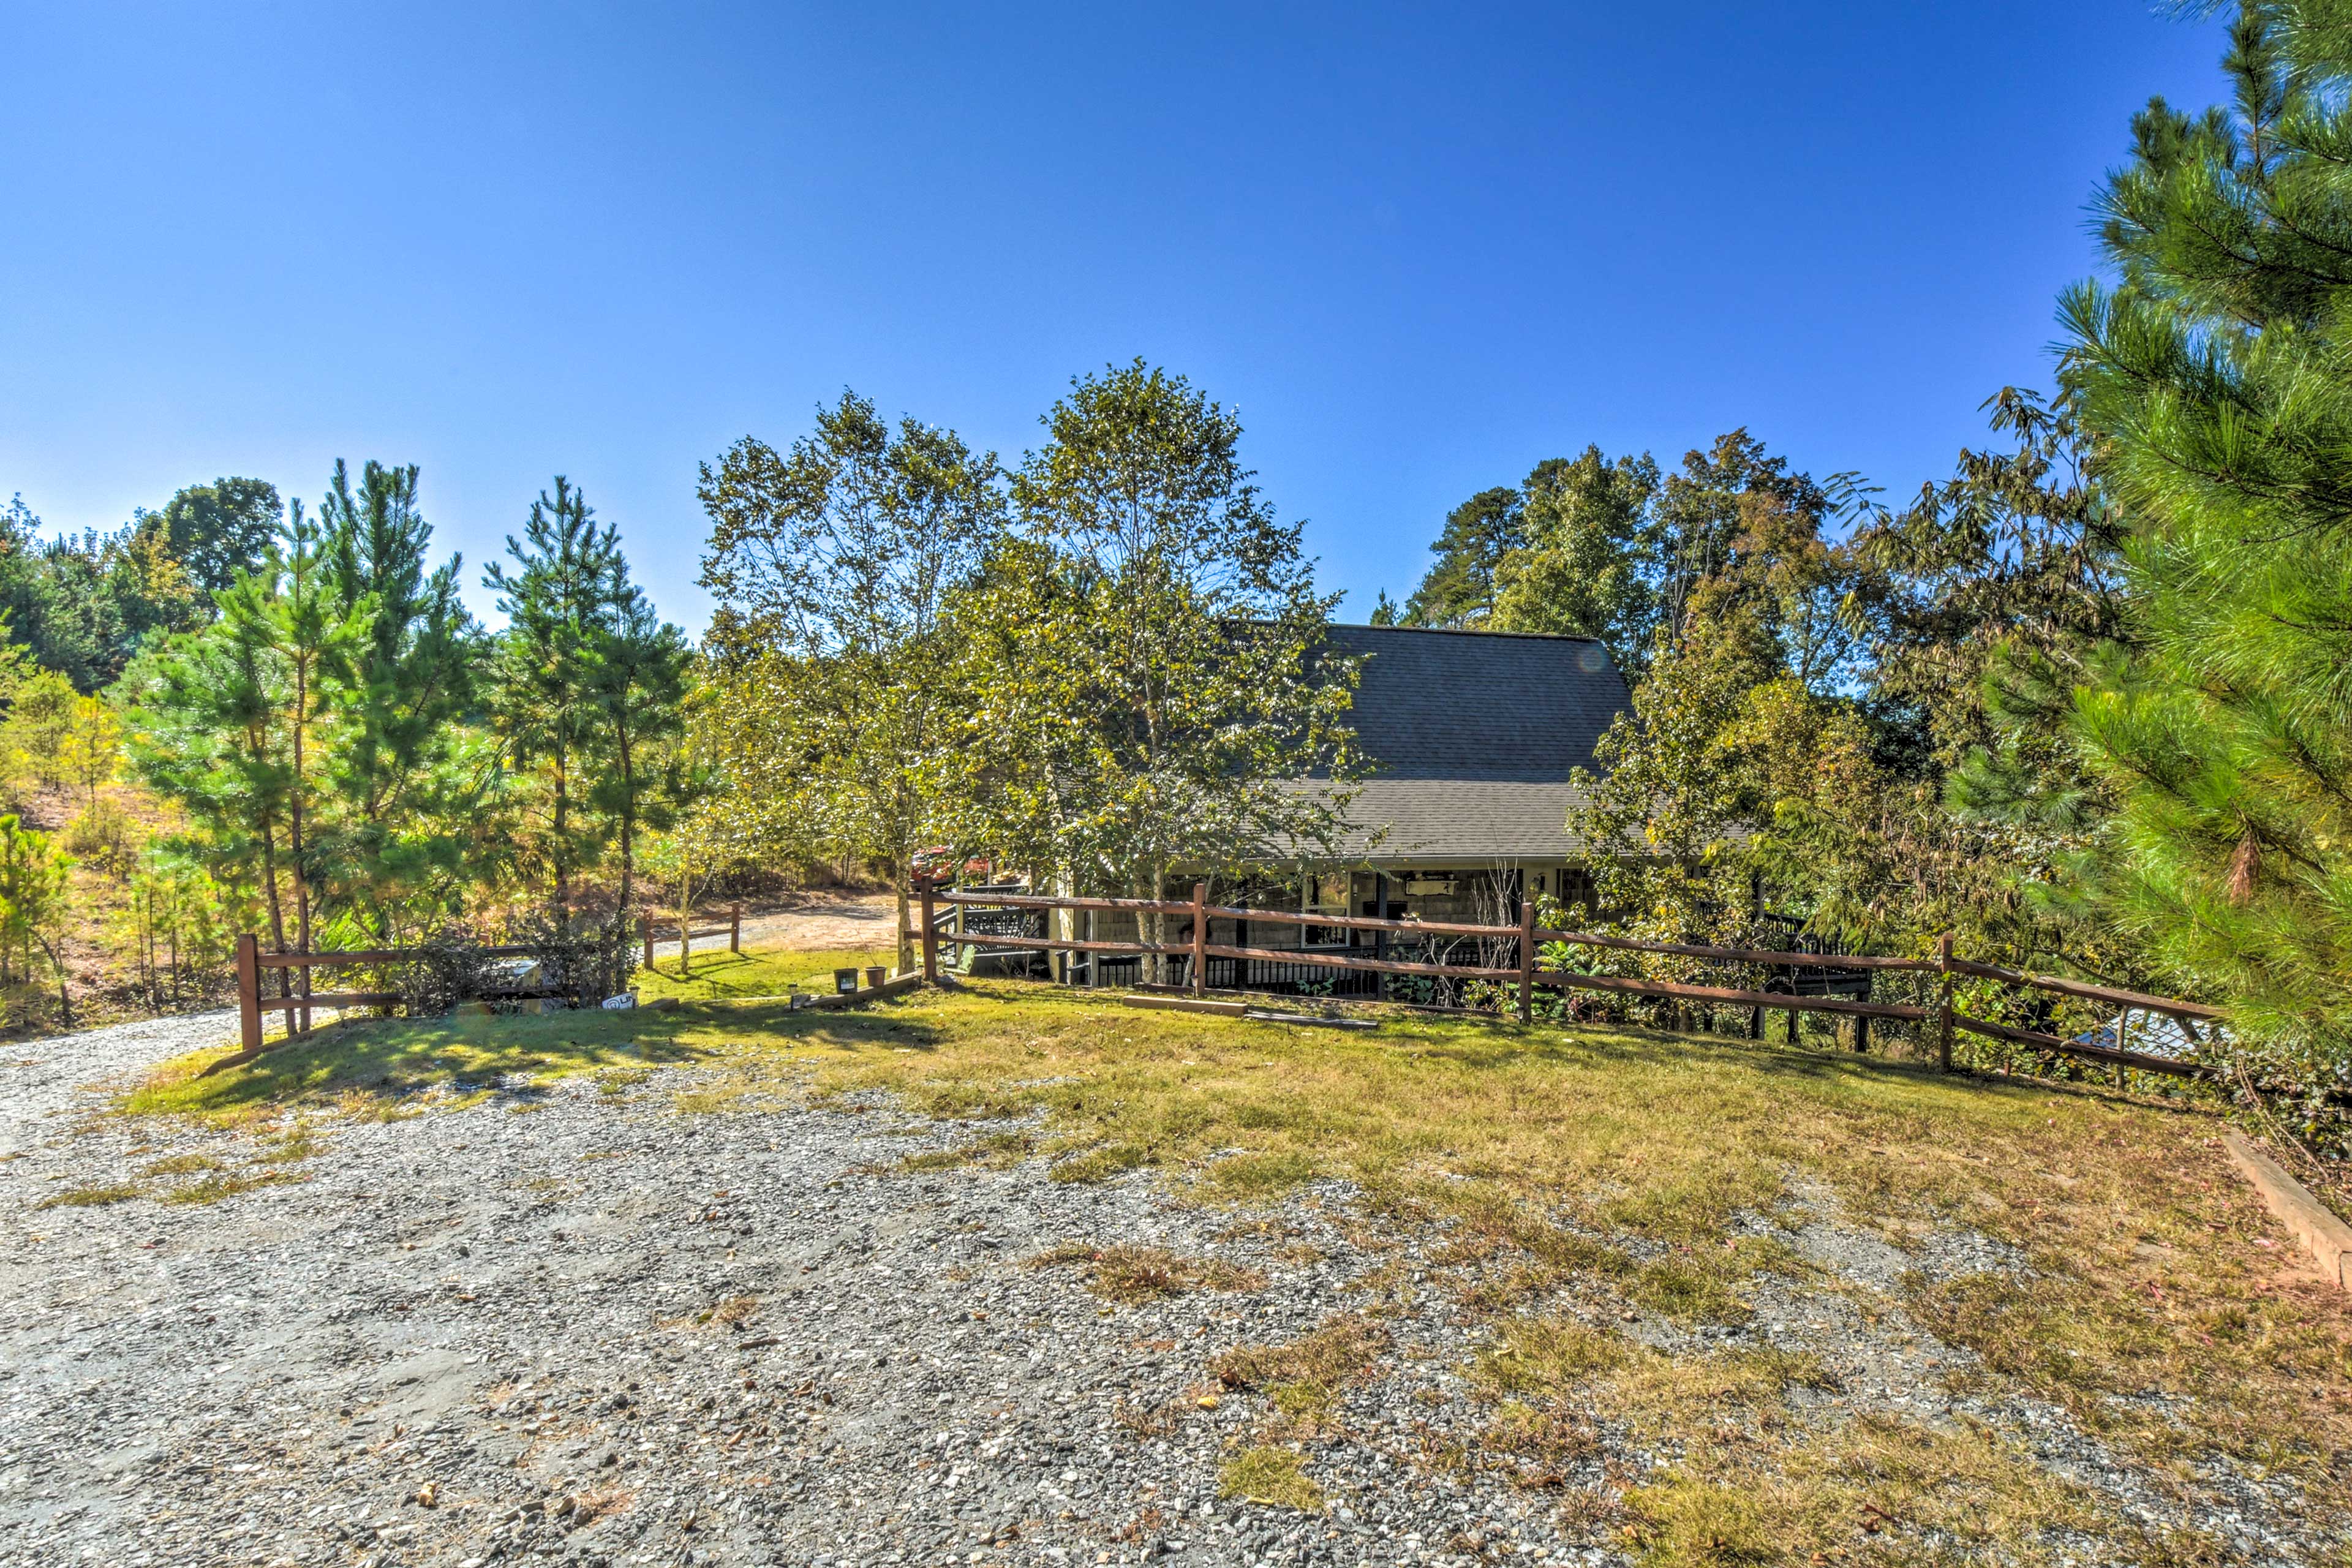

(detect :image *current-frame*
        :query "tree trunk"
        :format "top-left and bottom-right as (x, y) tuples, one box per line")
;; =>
(616, 726), (636, 921)
(552, 742), (571, 917)
(257, 812), (293, 1001)
(289, 660), (313, 1032)
(894, 864), (914, 976)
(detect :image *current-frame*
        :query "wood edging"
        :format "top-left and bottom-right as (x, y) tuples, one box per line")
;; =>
(1121, 994), (1249, 1017)
(798, 974), (925, 1009)
(2223, 1130), (2351, 1291)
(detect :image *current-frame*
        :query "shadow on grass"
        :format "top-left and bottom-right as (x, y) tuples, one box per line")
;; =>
(122, 990), (949, 1121)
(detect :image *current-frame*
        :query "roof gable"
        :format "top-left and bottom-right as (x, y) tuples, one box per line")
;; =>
(1322, 624), (1630, 780)
(1300, 624), (1634, 863)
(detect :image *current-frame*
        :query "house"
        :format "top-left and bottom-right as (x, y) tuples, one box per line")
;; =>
(1195, 624), (1630, 985)
(975, 624), (1635, 990)
(1289, 622), (1633, 920)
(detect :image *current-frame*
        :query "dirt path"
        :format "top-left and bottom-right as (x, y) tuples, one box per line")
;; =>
(676, 893), (900, 957)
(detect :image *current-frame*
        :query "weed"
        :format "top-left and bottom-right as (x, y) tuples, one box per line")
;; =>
(139, 1153), (222, 1177)
(1218, 1446), (1324, 1512)
(696, 1295), (760, 1327)
(255, 1131), (323, 1163)
(898, 1130), (1033, 1172)
(1213, 1313), (1391, 1396)
(1025, 1243), (1265, 1303)
(162, 1171), (295, 1206)
(1049, 1142), (1150, 1184)
(36, 1183), (140, 1209)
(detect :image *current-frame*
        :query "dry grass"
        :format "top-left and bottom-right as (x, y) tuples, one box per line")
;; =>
(1212, 1312), (1392, 1395)
(1025, 1242), (1266, 1303)
(898, 1129), (1033, 1172)
(139, 1153), (222, 1177)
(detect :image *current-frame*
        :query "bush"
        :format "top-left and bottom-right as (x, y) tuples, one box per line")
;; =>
(396, 913), (636, 1016)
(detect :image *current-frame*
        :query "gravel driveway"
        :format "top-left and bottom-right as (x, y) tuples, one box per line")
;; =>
(0, 1012), (1568, 1568)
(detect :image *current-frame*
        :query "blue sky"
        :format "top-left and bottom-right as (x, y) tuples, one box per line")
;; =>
(1, 2), (2225, 631)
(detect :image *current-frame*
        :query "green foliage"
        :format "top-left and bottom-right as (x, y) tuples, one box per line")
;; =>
(482, 477), (690, 918)
(116, 848), (236, 1009)
(485, 477), (622, 910)
(154, 477), (281, 595)
(960, 361), (1362, 934)
(0, 486), (252, 691)
(318, 459), (484, 927)
(2058, 0), (2352, 1117)
(1400, 486), (1523, 628)
(697, 390), (1003, 960)
(1489, 448), (1660, 669)
(0, 813), (74, 1023)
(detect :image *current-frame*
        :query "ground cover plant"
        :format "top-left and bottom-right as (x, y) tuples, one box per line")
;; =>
(115, 951), (2352, 1561)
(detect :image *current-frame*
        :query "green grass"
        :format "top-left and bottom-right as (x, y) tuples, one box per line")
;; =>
(36, 1183), (140, 1209)
(631, 944), (899, 1003)
(112, 949), (2352, 1556)
(117, 948), (903, 1121)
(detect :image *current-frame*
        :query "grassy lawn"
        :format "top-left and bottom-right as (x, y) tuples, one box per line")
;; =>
(631, 941), (902, 1002)
(118, 949), (2352, 1562)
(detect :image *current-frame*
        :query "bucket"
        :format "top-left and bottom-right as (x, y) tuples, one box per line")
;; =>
(864, 965), (888, 989)
(834, 967), (859, 995)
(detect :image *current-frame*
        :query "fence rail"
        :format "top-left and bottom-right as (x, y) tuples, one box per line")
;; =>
(919, 882), (2228, 1082)
(640, 907), (742, 968)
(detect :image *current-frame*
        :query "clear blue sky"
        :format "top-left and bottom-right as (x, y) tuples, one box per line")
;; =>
(1, 2), (2225, 631)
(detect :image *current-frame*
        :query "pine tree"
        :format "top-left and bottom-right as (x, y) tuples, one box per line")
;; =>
(1399, 488), (1523, 628)
(1488, 447), (1660, 671)
(485, 479), (624, 914)
(317, 459), (482, 933)
(2062, 0), (2352, 1110)
(586, 553), (690, 918)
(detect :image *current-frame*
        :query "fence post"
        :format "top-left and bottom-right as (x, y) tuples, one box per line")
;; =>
(919, 877), (939, 984)
(1937, 932), (1954, 1072)
(235, 933), (262, 1054)
(730, 903), (742, 954)
(1191, 883), (1208, 998)
(641, 914), (654, 971)
(1517, 899), (1534, 1025)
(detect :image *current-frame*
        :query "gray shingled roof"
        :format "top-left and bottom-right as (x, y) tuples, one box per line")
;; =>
(1295, 624), (1632, 862)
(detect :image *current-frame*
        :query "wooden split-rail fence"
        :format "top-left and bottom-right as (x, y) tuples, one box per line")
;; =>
(639, 907), (742, 969)
(216, 905), (744, 1078)
(915, 882), (2228, 1082)
(221, 933), (554, 1076)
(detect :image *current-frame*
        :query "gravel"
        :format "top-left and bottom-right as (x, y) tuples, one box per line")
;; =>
(0, 1012), (2341, 1567)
